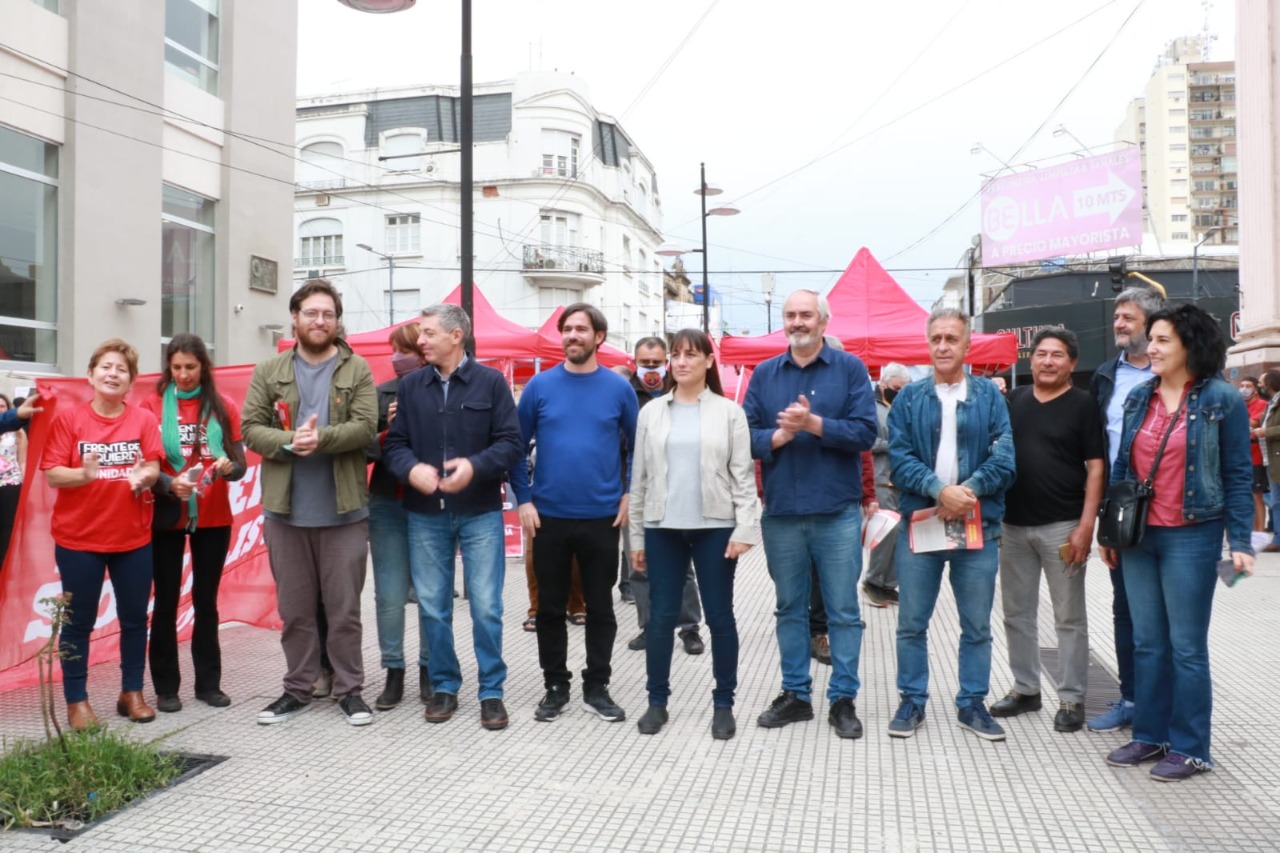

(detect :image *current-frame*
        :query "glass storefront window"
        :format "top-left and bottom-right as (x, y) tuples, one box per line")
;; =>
(0, 125), (58, 366)
(161, 184), (215, 342)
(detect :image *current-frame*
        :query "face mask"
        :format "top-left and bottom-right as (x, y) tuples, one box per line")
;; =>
(883, 387), (899, 405)
(637, 365), (667, 391)
(1240, 385), (1255, 399)
(391, 351), (421, 378)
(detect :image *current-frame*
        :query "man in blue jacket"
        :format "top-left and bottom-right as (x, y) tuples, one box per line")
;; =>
(743, 289), (878, 739)
(886, 307), (1016, 742)
(384, 303), (524, 731)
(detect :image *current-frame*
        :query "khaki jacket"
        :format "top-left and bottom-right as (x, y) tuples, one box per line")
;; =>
(1263, 395), (1280, 482)
(628, 388), (760, 547)
(241, 341), (377, 516)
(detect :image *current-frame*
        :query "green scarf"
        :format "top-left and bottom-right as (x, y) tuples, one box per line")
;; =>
(161, 383), (227, 529)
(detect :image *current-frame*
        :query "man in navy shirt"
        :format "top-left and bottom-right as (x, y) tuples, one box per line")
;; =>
(743, 289), (877, 739)
(516, 304), (638, 724)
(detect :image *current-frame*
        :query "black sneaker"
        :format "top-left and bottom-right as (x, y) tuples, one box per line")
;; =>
(582, 686), (626, 722)
(1054, 701), (1085, 732)
(257, 693), (311, 725)
(711, 707), (736, 740)
(636, 705), (668, 734)
(339, 693), (374, 726)
(534, 684), (570, 722)
(880, 586), (899, 605)
(627, 632), (647, 651)
(989, 690), (1042, 718)
(156, 694), (182, 714)
(480, 698), (509, 731)
(195, 690), (231, 708)
(424, 692), (459, 723)
(828, 697), (863, 739)
(756, 690), (814, 729)
(862, 582), (889, 608)
(679, 630), (705, 655)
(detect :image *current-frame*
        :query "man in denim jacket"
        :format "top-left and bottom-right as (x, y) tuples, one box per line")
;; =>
(885, 307), (1016, 741)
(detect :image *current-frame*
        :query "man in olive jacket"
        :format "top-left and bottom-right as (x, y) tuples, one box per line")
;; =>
(242, 280), (378, 727)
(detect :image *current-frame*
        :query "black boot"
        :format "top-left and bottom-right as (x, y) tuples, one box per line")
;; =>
(375, 668), (405, 711)
(419, 664), (431, 704)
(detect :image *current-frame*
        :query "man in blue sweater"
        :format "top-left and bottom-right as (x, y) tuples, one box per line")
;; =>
(515, 304), (638, 723)
(384, 303), (524, 731)
(744, 290), (878, 740)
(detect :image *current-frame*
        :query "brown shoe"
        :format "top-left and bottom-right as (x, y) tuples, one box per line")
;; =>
(116, 691), (156, 723)
(67, 699), (100, 731)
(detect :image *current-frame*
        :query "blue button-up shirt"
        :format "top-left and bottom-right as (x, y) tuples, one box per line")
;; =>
(743, 343), (877, 516)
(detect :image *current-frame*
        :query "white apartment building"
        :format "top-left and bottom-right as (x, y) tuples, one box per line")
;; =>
(0, 0), (298, 378)
(1115, 37), (1238, 251)
(293, 71), (665, 352)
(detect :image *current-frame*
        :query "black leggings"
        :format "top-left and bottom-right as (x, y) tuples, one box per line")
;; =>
(149, 526), (233, 696)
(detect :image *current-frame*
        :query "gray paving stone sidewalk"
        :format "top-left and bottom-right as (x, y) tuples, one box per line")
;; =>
(2, 539), (1279, 852)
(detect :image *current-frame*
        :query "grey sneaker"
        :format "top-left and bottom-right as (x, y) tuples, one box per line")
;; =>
(887, 699), (925, 738)
(957, 702), (1006, 741)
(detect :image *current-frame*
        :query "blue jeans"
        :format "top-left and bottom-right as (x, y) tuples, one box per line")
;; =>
(368, 494), (429, 670)
(761, 506), (863, 703)
(56, 544), (152, 703)
(644, 527), (737, 707)
(1121, 521), (1222, 764)
(1270, 481), (1280, 545)
(895, 536), (999, 709)
(406, 510), (507, 700)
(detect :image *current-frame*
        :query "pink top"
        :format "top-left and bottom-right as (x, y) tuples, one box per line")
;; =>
(1130, 388), (1189, 528)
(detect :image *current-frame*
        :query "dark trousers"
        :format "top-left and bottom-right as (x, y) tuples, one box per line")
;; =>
(1110, 554), (1135, 703)
(809, 562), (827, 637)
(149, 525), (232, 697)
(644, 527), (738, 708)
(0, 483), (19, 570)
(533, 515), (618, 689)
(56, 544), (153, 703)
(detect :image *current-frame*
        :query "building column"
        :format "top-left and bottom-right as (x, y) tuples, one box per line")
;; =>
(1229, 0), (1280, 372)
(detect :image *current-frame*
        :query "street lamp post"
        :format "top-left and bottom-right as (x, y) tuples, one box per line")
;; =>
(338, 0), (474, 350)
(356, 243), (395, 324)
(761, 272), (776, 334)
(1192, 226), (1222, 303)
(656, 164), (738, 335)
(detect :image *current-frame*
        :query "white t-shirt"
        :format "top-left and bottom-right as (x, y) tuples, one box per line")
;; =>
(934, 378), (967, 486)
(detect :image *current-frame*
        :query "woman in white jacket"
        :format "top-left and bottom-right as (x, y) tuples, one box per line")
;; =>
(629, 328), (760, 740)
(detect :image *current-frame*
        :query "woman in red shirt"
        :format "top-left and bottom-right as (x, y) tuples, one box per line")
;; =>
(142, 333), (246, 712)
(42, 339), (162, 730)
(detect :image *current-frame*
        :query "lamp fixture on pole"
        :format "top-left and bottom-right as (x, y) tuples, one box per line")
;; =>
(656, 163), (739, 334)
(356, 243), (396, 324)
(1192, 226), (1222, 302)
(338, 0), (474, 351)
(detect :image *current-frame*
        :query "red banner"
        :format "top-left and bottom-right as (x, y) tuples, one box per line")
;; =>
(0, 367), (279, 693)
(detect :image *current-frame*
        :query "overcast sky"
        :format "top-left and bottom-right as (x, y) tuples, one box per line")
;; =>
(297, 0), (1237, 334)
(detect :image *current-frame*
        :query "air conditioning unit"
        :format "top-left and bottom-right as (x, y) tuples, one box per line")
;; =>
(307, 269), (321, 279)
(543, 259), (558, 270)
(316, 194), (331, 207)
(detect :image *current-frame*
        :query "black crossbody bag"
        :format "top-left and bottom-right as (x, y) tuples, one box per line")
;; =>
(1097, 394), (1186, 550)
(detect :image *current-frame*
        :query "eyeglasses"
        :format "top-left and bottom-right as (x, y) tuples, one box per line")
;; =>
(299, 309), (337, 323)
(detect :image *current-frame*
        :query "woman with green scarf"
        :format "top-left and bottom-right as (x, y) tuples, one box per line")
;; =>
(142, 333), (246, 712)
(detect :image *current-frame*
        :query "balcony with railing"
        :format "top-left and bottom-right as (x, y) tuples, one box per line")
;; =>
(293, 255), (345, 269)
(520, 244), (606, 288)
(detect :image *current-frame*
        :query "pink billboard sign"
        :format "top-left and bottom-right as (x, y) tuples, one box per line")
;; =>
(980, 147), (1141, 265)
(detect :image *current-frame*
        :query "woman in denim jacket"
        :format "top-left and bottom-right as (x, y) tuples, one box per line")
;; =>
(1100, 303), (1254, 782)
(628, 329), (760, 740)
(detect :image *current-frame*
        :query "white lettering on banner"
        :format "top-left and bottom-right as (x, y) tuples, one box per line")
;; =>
(78, 440), (142, 468)
(228, 464), (262, 515)
(989, 226), (1134, 260)
(22, 580), (64, 642)
(1071, 172), (1136, 224)
(228, 515), (265, 562)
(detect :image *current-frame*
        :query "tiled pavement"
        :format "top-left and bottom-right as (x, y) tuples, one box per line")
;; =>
(2, 540), (1279, 852)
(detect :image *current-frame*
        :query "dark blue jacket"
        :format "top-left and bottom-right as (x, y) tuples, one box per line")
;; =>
(1111, 375), (1254, 554)
(743, 343), (877, 516)
(887, 375), (1016, 540)
(384, 357), (523, 516)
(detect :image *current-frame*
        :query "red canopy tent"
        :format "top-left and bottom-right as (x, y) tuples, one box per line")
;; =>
(533, 306), (632, 369)
(279, 284), (543, 383)
(719, 248), (1017, 375)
